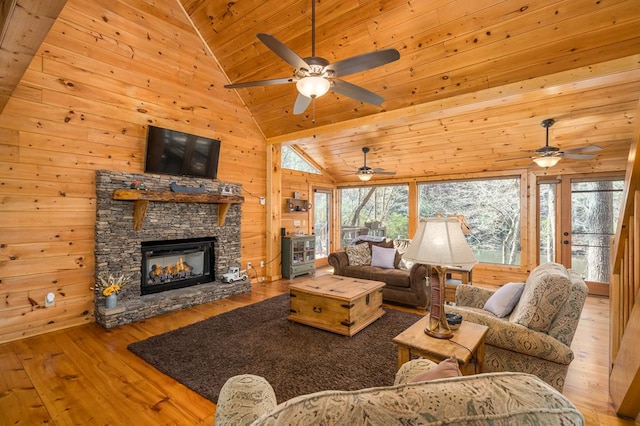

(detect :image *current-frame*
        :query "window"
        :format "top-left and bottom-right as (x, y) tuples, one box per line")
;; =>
(538, 176), (623, 288)
(281, 146), (320, 174)
(418, 178), (521, 265)
(339, 185), (409, 247)
(570, 178), (623, 282)
(539, 181), (557, 263)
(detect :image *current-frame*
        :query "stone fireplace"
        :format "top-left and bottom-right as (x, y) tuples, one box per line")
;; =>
(94, 170), (250, 328)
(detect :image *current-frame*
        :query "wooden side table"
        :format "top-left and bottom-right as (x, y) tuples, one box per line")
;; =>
(446, 266), (472, 284)
(443, 266), (473, 302)
(392, 317), (489, 375)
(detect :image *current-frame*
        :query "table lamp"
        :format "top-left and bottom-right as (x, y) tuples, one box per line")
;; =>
(404, 217), (478, 339)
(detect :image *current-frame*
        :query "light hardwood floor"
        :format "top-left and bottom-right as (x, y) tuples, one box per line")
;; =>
(0, 270), (636, 425)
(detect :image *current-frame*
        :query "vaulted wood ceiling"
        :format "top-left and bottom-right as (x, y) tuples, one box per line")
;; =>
(183, 0), (640, 181)
(2, 0), (639, 182)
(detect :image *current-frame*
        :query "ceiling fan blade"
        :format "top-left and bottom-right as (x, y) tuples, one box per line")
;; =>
(495, 156), (533, 162)
(331, 79), (384, 105)
(374, 170), (396, 175)
(256, 33), (309, 70)
(293, 93), (312, 115)
(562, 153), (598, 160)
(224, 77), (294, 89)
(325, 48), (400, 77)
(563, 145), (603, 154)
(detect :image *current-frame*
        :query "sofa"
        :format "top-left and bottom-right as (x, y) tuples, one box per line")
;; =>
(214, 358), (584, 425)
(446, 262), (588, 392)
(328, 239), (429, 308)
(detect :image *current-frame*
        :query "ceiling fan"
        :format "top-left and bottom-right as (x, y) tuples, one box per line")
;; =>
(502, 118), (602, 167)
(224, 1), (400, 115)
(347, 147), (396, 181)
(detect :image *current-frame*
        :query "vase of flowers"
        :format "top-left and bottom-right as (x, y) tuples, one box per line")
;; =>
(97, 272), (131, 309)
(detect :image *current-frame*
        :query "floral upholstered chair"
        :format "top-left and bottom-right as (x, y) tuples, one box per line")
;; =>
(214, 358), (584, 425)
(446, 262), (588, 391)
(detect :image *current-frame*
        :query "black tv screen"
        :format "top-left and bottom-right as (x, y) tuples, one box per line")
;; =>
(144, 126), (221, 179)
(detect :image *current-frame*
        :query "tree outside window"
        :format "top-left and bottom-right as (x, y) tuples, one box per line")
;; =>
(281, 146), (320, 174)
(570, 179), (623, 283)
(418, 178), (521, 265)
(339, 185), (408, 247)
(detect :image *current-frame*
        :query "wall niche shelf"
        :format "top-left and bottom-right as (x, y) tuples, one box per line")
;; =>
(111, 189), (244, 230)
(286, 198), (309, 213)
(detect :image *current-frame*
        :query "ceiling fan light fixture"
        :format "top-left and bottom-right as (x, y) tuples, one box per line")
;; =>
(296, 76), (330, 99)
(533, 156), (561, 168)
(357, 172), (373, 182)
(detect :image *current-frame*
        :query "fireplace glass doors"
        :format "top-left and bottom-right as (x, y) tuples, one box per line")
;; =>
(141, 237), (216, 295)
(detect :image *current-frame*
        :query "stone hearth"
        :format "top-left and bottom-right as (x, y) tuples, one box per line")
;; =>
(94, 170), (250, 328)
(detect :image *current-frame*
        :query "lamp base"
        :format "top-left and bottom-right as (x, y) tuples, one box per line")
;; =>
(424, 265), (454, 339)
(424, 319), (453, 339)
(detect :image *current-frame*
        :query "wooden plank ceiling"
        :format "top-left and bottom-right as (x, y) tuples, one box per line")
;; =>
(183, 0), (640, 181)
(0, 0), (67, 113)
(2, 0), (639, 182)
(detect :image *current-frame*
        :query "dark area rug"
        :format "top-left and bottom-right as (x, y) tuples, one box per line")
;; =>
(128, 294), (421, 403)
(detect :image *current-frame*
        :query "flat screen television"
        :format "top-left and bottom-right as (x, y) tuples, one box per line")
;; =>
(144, 125), (221, 179)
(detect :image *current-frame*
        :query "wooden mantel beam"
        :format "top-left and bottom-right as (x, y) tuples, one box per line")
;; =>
(111, 189), (244, 230)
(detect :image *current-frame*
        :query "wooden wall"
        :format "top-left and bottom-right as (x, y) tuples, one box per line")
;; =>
(0, 0), (267, 343)
(281, 170), (334, 237)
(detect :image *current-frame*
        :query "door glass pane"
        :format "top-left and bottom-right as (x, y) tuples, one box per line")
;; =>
(571, 179), (623, 283)
(314, 191), (329, 258)
(539, 183), (556, 263)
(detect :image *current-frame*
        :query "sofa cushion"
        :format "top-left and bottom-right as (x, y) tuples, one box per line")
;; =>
(483, 282), (525, 318)
(371, 245), (396, 269)
(408, 357), (462, 382)
(341, 265), (411, 288)
(393, 239), (411, 269)
(509, 263), (572, 333)
(345, 243), (371, 266)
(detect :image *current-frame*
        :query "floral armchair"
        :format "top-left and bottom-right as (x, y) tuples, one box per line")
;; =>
(446, 262), (588, 391)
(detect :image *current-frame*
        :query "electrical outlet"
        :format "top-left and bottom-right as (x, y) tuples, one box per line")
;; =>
(260, 261), (264, 268)
(247, 262), (252, 270)
(259, 196), (265, 205)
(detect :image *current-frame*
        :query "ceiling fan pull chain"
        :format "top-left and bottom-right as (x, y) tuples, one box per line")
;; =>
(312, 98), (316, 125)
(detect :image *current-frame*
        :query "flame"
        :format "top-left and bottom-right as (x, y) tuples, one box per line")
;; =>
(150, 257), (190, 277)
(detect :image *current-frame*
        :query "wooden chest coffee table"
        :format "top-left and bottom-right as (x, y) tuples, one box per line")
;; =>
(392, 317), (488, 375)
(288, 275), (385, 336)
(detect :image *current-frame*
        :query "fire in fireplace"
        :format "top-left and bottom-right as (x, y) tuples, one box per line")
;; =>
(141, 237), (216, 295)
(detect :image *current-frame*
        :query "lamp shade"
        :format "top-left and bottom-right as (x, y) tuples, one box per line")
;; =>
(533, 156), (561, 168)
(296, 76), (331, 98)
(404, 218), (478, 269)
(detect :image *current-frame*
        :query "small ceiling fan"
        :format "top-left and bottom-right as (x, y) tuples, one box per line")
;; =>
(224, 1), (400, 115)
(347, 147), (396, 181)
(501, 118), (602, 167)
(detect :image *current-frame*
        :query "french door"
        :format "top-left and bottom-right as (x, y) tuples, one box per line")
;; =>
(313, 188), (332, 265)
(538, 174), (624, 295)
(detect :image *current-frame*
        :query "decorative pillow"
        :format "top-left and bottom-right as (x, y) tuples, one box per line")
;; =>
(483, 282), (525, 317)
(509, 263), (572, 332)
(393, 239), (411, 269)
(345, 243), (371, 266)
(408, 357), (462, 383)
(371, 245), (397, 269)
(398, 256), (415, 271)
